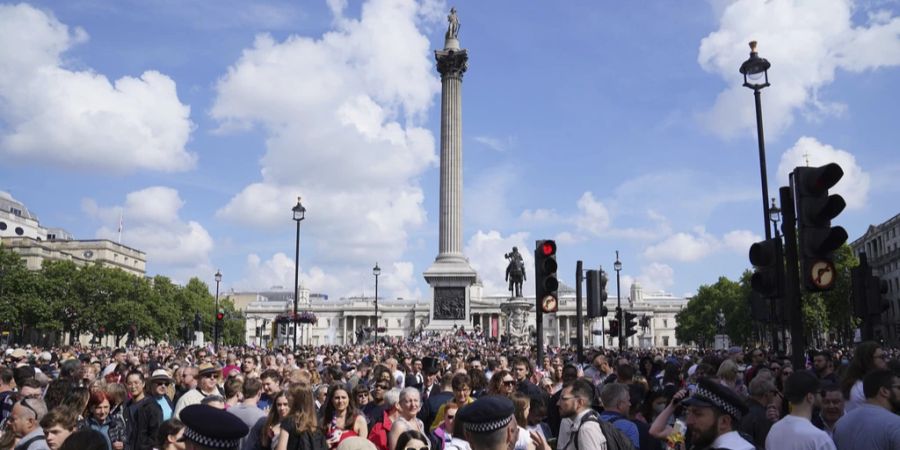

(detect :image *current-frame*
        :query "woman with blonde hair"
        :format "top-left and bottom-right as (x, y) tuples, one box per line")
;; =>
(716, 359), (744, 396)
(276, 384), (326, 450)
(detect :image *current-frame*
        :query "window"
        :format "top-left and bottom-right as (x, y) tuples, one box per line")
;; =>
(663, 336), (670, 346)
(14, 227), (23, 236)
(0, 221), (6, 230)
(47, 234), (55, 240)
(663, 319), (668, 328)
(10, 207), (21, 216)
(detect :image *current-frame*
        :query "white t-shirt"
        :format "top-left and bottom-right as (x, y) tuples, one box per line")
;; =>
(765, 415), (836, 450)
(843, 380), (865, 414)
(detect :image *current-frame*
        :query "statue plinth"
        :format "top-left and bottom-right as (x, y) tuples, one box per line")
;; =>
(500, 296), (534, 346)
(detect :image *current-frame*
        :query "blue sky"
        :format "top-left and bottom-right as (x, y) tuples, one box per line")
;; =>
(1, 0), (898, 300)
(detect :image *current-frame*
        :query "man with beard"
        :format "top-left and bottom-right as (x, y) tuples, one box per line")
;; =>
(764, 371), (834, 450)
(832, 369), (900, 449)
(682, 378), (753, 450)
(811, 351), (838, 385)
(556, 379), (607, 450)
(455, 396), (521, 450)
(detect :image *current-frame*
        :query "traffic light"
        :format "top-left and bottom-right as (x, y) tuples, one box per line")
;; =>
(216, 310), (225, 322)
(608, 320), (619, 337)
(534, 240), (558, 313)
(748, 238), (782, 298)
(851, 252), (889, 341)
(599, 269), (609, 316)
(866, 275), (889, 318)
(586, 270), (600, 318)
(624, 311), (638, 337)
(793, 163), (848, 292)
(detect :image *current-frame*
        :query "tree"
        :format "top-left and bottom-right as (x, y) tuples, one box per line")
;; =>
(676, 276), (750, 347)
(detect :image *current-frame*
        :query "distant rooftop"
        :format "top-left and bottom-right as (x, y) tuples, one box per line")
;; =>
(0, 191), (39, 222)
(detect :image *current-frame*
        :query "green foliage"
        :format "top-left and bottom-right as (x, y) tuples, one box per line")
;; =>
(0, 244), (245, 346)
(676, 276), (751, 347)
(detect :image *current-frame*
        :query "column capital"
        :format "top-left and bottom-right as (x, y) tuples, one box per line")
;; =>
(435, 48), (468, 78)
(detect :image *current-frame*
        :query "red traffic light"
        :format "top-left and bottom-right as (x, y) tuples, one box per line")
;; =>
(541, 240), (556, 256)
(216, 312), (224, 321)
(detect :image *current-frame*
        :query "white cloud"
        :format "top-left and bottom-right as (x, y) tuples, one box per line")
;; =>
(722, 229), (759, 254)
(465, 230), (531, 297)
(574, 192), (611, 236)
(234, 252), (420, 300)
(643, 227), (761, 262)
(637, 262), (675, 292)
(213, 0), (439, 278)
(776, 136), (871, 209)
(86, 187), (214, 280)
(520, 208), (564, 224)
(473, 135), (515, 152)
(644, 229), (719, 262)
(0, 4), (195, 172)
(698, 0), (900, 138)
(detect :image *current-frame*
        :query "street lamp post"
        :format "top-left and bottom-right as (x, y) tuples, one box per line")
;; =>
(214, 269), (222, 352)
(292, 197), (306, 350)
(740, 41), (773, 241)
(373, 263), (381, 342)
(769, 198), (783, 353)
(614, 251), (623, 351)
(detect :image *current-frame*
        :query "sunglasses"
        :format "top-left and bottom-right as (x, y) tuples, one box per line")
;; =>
(446, 414), (455, 419)
(155, 382), (171, 387)
(405, 447), (429, 450)
(503, 380), (516, 386)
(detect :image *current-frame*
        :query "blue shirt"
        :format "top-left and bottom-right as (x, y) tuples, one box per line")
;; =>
(599, 411), (640, 448)
(833, 403), (900, 450)
(157, 396), (173, 421)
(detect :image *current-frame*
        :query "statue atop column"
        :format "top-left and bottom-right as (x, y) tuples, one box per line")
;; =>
(505, 246), (526, 298)
(446, 7), (460, 40)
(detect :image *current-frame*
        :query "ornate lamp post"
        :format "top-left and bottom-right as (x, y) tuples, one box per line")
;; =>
(373, 263), (381, 342)
(614, 251), (623, 351)
(292, 197), (306, 350)
(769, 197), (783, 352)
(740, 41), (773, 241)
(214, 269), (222, 351)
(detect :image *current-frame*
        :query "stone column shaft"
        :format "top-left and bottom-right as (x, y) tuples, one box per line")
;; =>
(435, 49), (468, 259)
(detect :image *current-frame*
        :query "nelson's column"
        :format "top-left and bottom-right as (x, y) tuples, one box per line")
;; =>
(423, 8), (478, 329)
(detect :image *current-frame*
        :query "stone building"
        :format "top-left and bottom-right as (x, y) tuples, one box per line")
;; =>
(0, 191), (146, 277)
(239, 282), (688, 348)
(850, 212), (900, 343)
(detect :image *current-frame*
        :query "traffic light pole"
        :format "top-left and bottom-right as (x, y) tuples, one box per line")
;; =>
(771, 228), (783, 354)
(616, 269), (623, 352)
(780, 186), (805, 369)
(575, 260), (584, 364)
(534, 246), (544, 369)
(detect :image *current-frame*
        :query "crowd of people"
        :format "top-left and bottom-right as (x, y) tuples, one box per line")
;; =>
(0, 330), (898, 450)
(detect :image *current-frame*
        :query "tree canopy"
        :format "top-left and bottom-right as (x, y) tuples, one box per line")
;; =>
(0, 244), (244, 346)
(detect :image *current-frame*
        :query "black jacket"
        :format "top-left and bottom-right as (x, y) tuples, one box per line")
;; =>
(127, 396), (170, 450)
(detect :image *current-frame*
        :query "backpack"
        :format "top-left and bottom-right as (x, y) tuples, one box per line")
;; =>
(574, 411), (635, 450)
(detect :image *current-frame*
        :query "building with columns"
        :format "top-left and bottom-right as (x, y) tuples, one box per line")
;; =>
(238, 281), (688, 348)
(850, 212), (900, 344)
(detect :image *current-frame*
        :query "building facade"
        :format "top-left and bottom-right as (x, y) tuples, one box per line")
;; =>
(850, 212), (900, 343)
(239, 282), (688, 348)
(0, 191), (146, 277)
